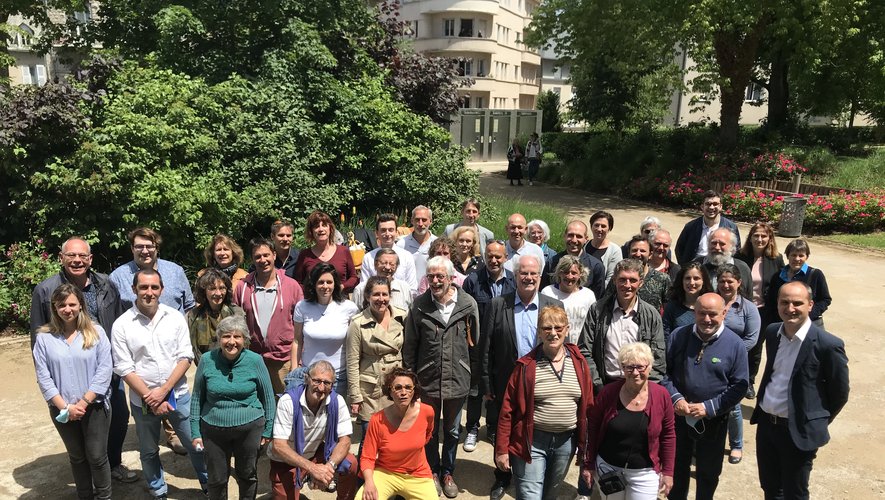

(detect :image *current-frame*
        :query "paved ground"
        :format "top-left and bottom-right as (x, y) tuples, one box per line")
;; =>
(1, 166), (882, 499)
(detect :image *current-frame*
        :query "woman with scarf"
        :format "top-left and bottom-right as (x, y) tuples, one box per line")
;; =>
(187, 268), (245, 364)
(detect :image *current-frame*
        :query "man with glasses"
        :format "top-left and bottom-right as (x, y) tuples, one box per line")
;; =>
(109, 227), (195, 312)
(649, 228), (680, 281)
(662, 292), (749, 500)
(675, 190), (741, 265)
(267, 360), (358, 500)
(30, 237), (137, 483)
(403, 256), (480, 498)
(481, 253), (562, 500)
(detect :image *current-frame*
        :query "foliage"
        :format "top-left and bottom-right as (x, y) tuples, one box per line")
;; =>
(815, 149), (885, 192)
(0, 238), (58, 330)
(537, 90), (563, 132)
(466, 195), (569, 254)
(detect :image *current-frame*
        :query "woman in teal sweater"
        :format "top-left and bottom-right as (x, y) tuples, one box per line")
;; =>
(191, 315), (276, 500)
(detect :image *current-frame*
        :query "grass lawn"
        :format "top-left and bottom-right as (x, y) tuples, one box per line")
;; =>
(819, 232), (885, 251)
(815, 148), (885, 191)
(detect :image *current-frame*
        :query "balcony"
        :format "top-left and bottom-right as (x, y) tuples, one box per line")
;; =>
(521, 50), (541, 66)
(414, 36), (499, 55)
(416, 0), (500, 15)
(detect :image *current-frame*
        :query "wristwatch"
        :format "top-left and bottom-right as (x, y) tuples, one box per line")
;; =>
(328, 460), (337, 470)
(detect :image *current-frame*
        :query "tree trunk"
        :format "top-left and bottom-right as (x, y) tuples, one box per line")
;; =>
(767, 48), (790, 131)
(719, 84), (744, 150)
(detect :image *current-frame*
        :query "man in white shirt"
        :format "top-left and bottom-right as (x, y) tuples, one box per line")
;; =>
(502, 213), (546, 274)
(352, 249), (414, 310)
(112, 269), (207, 498)
(397, 205), (438, 279)
(361, 213), (418, 291)
(268, 360), (358, 499)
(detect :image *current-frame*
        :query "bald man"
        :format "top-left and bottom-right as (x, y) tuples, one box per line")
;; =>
(662, 293), (749, 500)
(502, 213), (546, 274)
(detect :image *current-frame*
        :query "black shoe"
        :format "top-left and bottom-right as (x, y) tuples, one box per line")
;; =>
(728, 449), (743, 464)
(517, 181), (523, 186)
(490, 480), (507, 500)
(746, 385), (756, 399)
(486, 431), (496, 446)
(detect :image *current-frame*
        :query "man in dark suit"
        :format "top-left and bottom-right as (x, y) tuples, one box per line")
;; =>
(751, 281), (849, 500)
(481, 254), (563, 500)
(675, 190), (740, 265)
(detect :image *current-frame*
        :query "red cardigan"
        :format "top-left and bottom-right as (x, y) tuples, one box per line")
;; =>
(292, 244), (359, 293)
(584, 379), (675, 476)
(496, 343), (594, 462)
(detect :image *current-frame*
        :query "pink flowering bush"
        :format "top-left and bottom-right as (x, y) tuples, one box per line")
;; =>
(0, 239), (59, 331)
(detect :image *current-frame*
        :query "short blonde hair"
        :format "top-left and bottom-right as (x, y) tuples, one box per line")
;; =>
(618, 342), (653, 367)
(451, 226), (480, 257)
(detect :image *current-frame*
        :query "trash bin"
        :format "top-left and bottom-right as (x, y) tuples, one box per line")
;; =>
(778, 196), (808, 237)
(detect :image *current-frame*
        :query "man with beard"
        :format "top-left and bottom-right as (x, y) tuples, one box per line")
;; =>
(397, 205), (438, 279)
(697, 228), (752, 298)
(481, 254), (563, 500)
(403, 256), (480, 498)
(502, 213), (547, 274)
(361, 213), (418, 292)
(662, 293), (749, 500)
(675, 190), (741, 265)
(268, 360), (359, 499)
(543, 220), (606, 300)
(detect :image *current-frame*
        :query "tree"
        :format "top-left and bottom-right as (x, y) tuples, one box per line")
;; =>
(537, 90), (562, 132)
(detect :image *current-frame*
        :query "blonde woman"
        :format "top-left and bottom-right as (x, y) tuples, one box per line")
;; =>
(451, 226), (482, 276)
(33, 283), (113, 499)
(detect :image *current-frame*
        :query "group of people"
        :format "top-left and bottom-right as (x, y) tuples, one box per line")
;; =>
(29, 191), (849, 500)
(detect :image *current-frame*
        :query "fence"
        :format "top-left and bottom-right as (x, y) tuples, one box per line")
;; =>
(708, 179), (862, 196)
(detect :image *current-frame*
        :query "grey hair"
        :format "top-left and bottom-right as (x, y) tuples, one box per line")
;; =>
(61, 237), (92, 254)
(305, 360), (336, 384)
(640, 216), (661, 232)
(426, 255), (454, 277)
(648, 228), (671, 245)
(412, 205), (433, 219)
(708, 228), (739, 256)
(374, 247), (400, 265)
(527, 219), (550, 243)
(618, 342), (654, 367)
(216, 315), (251, 348)
(552, 254), (588, 285)
(514, 253), (543, 274)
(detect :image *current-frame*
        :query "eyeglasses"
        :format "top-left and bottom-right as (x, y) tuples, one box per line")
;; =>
(426, 274), (449, 282)
(392, 384), (414, 392)
(62, 252), (90, 259)
(133, 244), (157, 251)
(540, 325), (567, 333)
(309, 377), (334, 387)
(622, 364), (648, 373)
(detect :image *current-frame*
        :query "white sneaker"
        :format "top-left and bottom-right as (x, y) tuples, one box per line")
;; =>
(575, 496), (591, 500)
(462, 429), (478, 452)
(529, 180), (534, 186)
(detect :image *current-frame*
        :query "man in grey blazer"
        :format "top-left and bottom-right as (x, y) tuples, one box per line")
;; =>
(751, 281), (849, 500)
(481, 254), (563, 500)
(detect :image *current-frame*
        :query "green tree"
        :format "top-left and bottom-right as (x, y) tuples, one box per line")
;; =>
(537, 90), (562, 132)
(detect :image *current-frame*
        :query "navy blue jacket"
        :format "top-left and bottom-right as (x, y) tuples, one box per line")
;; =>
(751, 323), (849, 451)
(462, 265), (516, 320)
(675, 216), (740, 266)
(662, 324), (749, 418)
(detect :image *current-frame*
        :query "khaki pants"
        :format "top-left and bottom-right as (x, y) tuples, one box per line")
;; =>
(264, 358), (291, 396)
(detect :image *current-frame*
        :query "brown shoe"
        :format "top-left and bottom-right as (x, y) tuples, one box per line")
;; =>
(166, 435), (188, 455)
(442, 473), (459, 498)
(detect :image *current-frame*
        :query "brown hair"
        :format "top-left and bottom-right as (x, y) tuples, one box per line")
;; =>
(740, 221), (780, 260)
(128, 227), (162, 248)
(304, 211), (337, 244)
(382, 367), (421, 404)
(203, 234), (244, 267)
(429, 237), (456, 258)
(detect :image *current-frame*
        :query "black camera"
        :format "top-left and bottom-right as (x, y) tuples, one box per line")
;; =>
(597, 469), (627, 495)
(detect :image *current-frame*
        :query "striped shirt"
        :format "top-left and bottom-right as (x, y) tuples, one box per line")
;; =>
(533, 355), (582, 433)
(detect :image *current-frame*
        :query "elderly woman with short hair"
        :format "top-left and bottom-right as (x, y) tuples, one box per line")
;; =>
(584, 342), (675, 499)
(540, 255), (596, 343)
(190, 315), (276, 500)
(187, 268), (245, 364)
(527, 219), (556, 268)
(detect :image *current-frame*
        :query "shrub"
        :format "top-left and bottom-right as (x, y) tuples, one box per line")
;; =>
(0, 239), (59, 331)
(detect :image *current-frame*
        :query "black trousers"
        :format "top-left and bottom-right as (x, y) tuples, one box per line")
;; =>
(50, 404), (112, 500)
(669, 414), (728, 500)
(201, 418), (265, 500)
(107, 377), (130, 469)
(488, 398), (512, 487)
(756, 413), (817, 500)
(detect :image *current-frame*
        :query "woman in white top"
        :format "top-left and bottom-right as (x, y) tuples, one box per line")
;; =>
(291, 263), (358, 397)
(541, 255), (596, 344)
(586, 211), (623, 286)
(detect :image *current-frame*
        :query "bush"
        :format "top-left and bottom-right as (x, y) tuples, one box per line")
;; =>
(0, 239), (59, 331)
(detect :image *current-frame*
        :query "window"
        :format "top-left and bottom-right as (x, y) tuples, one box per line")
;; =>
(459, 19), (474, 37)
(458, 58), (473, 76)
(474, 97), (484, 108)
(477, 60), (486, 77)
(461, 96), (471, 108)
(553, 87), (562, 95)
(745, 82), (764, 102)
(19, 64), (47, 86)
(444, 19), (455, 37)
(405, 20), (418, 38)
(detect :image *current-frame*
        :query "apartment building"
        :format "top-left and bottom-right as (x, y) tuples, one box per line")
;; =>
(398, 0), (542, 110)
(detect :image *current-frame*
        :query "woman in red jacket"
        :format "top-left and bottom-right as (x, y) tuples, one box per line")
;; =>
(495, 306), (594, 500)
(583, 342), (675, 499)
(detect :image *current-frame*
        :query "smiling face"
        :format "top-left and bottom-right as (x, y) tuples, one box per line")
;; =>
(314, 272), (335, 303)
(717, 272), (740, 301)
(461, 203), (480, 225)
(252, 244), (275, 275)
(615, 270), (642, 305)
(272, 225), (294, 253)
(206, 279), (228, 310)
(591, 218), (609, 243)
(368, 283), (391, 316)
(528, 225), (545, 246)
(702, 196), (722, 220)
(376, 221), (398, 248)
(558, 264), (582, 293)
(219, 330), (246, 360)
(213, 242), (234, 267)
(54, 292), (82, 328)
(507, 214), (527, 246)
(484, 242), (506, 276)
(651, 231), (671, 261)
(133, 272), (163, 316)
(426, 265), (452, 302)
(751, 228), (770, 254)
(694, 293), (726, 338)
(456, 232), (475, 258)
(60, 239), (92, 281)
(412, 209), (432, 237)
(621, 357), (651, 387)
(375, 253), (398, 279)
(788, 250), (808, 272)
(564, 222), (588, 255)
(778, 282), (814, 334)
(132, 236), (158, 269)
(305, 368), (334, 406)
(538, 319), (568, 352)
(516, 257), (541, 297)
(629, 240), (651, 265)
(709, 229), (733, 257)
(682, 268), (704, 297)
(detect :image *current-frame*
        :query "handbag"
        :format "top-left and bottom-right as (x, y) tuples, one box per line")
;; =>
(597, 407), (648, 495)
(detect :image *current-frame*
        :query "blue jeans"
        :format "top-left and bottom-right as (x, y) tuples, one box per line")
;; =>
(728, 403), (743, 450)
(424, 395), (465, 476)
(511, 429), (576, 500)
(131, 392), (207, 497)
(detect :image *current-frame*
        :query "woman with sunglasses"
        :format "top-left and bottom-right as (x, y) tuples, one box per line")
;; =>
(584, 342), (675, 499)
(356, 368), (437, 500)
